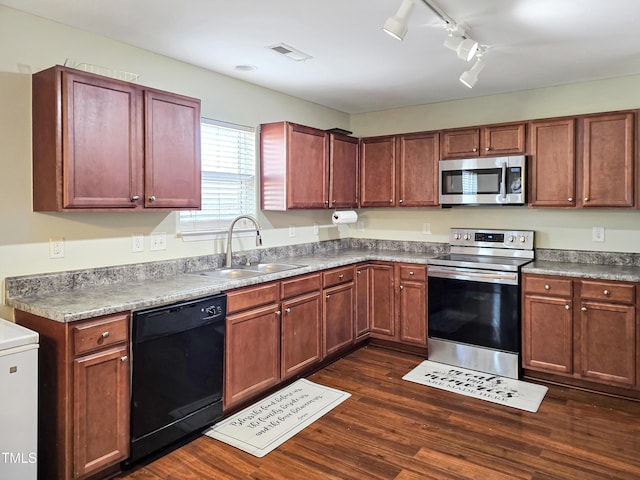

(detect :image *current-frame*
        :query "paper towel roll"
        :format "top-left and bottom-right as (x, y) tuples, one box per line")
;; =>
(332, 210), (358, 224)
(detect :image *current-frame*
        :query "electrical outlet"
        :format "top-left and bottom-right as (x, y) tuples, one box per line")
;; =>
(592, 226), (605, 242)
(132, 234), (144, 252)
(49, 238), (64, 259)
(423, 223), (431, 235)
(288, 225), (296, 238)
(150, 232), (167, 251)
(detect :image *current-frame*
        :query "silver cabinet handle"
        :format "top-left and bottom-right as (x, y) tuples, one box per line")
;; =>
(568, 197), (573, 202)
(472, 147), (478, 152)
(399, 199), (403, 204)
(581, 306), (587, 311)
(332, 200), (336, 204)
(101, 331), (110, 339)
(409, 271), (414, 276)
(544, 284), (550, 290)
(603, 289), (610, 296)
(121, 356), (128, 362)
(285, 307), (291, 313)
(389, 199), (393, 203)
(400, 285), (404, 290)
(131, 195), (140, 202)
(565, 305), (571, 310)
(326, 294), (331, 299)
(584, 197), (589, 202)
(338, 274), (344, 279)
(485, 146), (490, 151)
(356, 270), (361, 275)
(324, 200), (329, 204)
(275, 310), (281, 316)
(149, 195), (157, 202)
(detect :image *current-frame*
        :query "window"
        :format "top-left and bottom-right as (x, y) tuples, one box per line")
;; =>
(179, 118), (256, 236)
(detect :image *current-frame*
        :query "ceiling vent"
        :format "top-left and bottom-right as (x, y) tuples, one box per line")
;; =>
(267, 43), (313, 62)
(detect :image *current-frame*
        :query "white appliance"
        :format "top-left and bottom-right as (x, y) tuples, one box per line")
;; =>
(0, 318), (38, 480)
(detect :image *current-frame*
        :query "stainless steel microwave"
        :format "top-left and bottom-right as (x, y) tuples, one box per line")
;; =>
(438, 155), (526, 206)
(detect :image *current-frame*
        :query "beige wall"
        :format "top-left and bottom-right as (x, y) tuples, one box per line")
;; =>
(1, 6), (640, 319)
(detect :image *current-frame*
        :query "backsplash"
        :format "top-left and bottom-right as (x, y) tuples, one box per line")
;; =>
(535, 248), (640, 266)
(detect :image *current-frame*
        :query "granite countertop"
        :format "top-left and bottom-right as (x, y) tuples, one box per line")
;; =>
(522, 260), (640, 282)
(6, 248), (435, 323)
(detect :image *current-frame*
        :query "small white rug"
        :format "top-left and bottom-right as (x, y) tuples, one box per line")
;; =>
(204, 379), (350, 457)
(403, 360), (548, 413)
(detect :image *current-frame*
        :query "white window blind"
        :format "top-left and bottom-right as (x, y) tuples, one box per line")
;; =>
(179, 118), (256, 234)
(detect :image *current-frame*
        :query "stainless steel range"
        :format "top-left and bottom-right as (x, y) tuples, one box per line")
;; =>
(427, 228), (534, 379)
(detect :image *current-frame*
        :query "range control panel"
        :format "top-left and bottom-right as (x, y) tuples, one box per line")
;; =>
(450, 228), (534, 251)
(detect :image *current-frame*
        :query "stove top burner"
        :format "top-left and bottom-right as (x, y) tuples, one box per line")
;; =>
(427, 228), (535, 271)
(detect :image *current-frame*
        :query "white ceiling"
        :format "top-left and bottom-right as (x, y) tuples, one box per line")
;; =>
(3, 0), (640, 114)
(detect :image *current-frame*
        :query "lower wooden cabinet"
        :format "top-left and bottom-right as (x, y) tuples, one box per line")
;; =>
(522, 274), (639, 391)
(368, 263), (395, 337)
(15, 311), (131, 480)
(323, 266), (355, 357)
(281, 291), (322, 379)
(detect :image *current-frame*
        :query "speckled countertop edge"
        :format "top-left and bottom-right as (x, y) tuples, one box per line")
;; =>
(522, 260), (640, 283)
(7, 249), (435, 323)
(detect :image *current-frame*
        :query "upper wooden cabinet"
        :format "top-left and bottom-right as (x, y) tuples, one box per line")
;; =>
(528, 118), (577, 207)
(360, 132), (439, 208)
(32, 65), (201, 211)
(328, 132), (359, 208)
(441, 122), (526, 159)
(580, 112), (635, 208)
(261, 121), (329, 210)
(528, 111), (635, 208)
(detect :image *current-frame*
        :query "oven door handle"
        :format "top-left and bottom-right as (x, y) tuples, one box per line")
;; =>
(427, 266), (518, 285)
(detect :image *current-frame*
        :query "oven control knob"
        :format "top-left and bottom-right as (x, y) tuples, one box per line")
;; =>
(519, 236), (527, 243)
(453, 233), (461, 240)
(463, 234), (471, 241)
(508, 235), (516, 243)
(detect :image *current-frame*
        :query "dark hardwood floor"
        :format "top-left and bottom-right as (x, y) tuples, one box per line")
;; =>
(116, 346), (640, 480)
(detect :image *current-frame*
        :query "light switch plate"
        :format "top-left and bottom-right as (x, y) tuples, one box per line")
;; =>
(150, 232), (167, 251)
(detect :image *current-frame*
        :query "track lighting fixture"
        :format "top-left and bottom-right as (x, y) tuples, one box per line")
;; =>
(443, 25), (478, 62)
(459, 56), (485, 88)
(382, 0), (415, 41)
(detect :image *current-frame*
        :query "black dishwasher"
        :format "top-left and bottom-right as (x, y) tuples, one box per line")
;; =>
(125, 294), (226, 466)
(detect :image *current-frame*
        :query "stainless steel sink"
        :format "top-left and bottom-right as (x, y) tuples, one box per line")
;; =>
(194, 268), (263, 280)
(191, 263), (304, 280)
(245, 263), (305, 273)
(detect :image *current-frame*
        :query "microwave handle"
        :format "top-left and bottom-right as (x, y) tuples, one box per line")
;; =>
(500, 162), (507, 200)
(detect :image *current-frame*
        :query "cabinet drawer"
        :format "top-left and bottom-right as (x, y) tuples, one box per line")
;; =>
(72, 314), (129, 356)
(400, 265), (426, 282)
(226, 282), (280, 314)
(580, 280), (635, 304)
(524, 275), (573, 297)
(281, 273), (321, 300)
(323, 266), (355, 288)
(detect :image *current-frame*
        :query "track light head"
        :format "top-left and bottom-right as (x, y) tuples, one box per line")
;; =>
(443, 25), (478, 61)
(383, 0), (415, 41)
(459, 58), (485, 88)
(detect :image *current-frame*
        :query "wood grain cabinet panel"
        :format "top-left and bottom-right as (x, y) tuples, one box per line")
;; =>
(354, 265), (371, 341)
(580, 112), (635, 208)
(397, 280), (427, 346)
(528, 118), (576, 207)
(359, 136), (397, 207)
(441, 123), (525, 159)
(281, 292), (322, 379)
(32, 65), (201, 211)
(329, 133), (359, 208)
(397, 132), (439, 207)
(323, 281), (355, 357)
(368, 263), (395, 337)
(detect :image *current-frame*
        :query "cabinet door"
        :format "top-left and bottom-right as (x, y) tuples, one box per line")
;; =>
(225, 304), (281, 408)
(360, 136), (396, 207)
(73, 344), (129, 478)
(441, 128), (480, 159)
(481, 123), (526, 156)
(397, 132), (439, 207)
(354, 266), (370, 340)
(288, 123), (328, 208)
(528, 118), (576, 207)
(281, 292), (322, 379)
(369, 264), (395, 337)
(398, 281), (427, 346)
(62, 70), (143, 209)
(144, 90), (201, 208)
(329, 133), (359, 208)
(522, 294), (573, 373)
(581, 112), (635, 207)
(323, 283), (355, 357)
(579, 301), (636, 386)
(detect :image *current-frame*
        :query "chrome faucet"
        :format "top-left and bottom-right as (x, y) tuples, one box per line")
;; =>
(225, 215), (262, 267)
